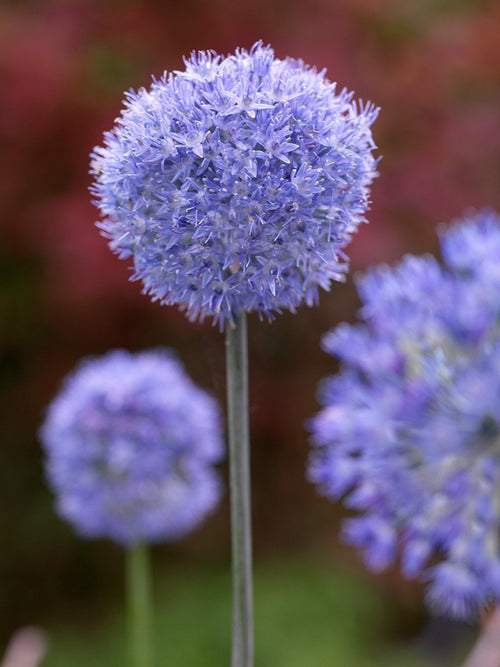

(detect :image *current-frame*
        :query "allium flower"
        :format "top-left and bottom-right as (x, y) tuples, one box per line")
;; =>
(90, 41), (379, 327)
(40, 349), (224, 545)
(309, 210), (500, 617)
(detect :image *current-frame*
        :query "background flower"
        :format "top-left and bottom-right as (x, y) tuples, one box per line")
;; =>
(309, 210), (500, 618)
(40, 349), (224, 545)
(91, 41), (379, 326)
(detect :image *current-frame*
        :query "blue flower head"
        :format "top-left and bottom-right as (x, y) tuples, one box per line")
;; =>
(90, 41), (379, 328)
(40, 349), (224, 545)
(309, 210), (500, 618)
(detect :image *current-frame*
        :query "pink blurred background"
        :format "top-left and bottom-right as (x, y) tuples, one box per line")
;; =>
(1, 0), (500, 642)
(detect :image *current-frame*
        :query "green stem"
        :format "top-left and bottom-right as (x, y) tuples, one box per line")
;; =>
(127, 542), (154, 667)
(225, 312), (254, 667)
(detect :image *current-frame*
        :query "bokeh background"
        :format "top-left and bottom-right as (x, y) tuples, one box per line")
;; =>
(2, 0), (500, 664)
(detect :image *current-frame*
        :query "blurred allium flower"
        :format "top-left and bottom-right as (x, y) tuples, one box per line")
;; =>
(309, 210), (500, 618)
(90, 41), (379, 327)
(40, 349), (224, 545)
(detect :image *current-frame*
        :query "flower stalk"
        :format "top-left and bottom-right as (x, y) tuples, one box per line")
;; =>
(225, 312), (253, 667)
(127, 542), (154, 667)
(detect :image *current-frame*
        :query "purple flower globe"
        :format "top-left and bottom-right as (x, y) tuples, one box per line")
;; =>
(40, 349), (224, 545)
(309, 210), (500, 618)
(90, 41), (379, 328)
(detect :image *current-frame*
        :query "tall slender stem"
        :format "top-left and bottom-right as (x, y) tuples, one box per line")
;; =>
(225, 312), (254, 667)
(127, 542), (154, 667)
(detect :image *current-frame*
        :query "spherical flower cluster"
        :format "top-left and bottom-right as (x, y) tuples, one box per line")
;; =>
(90, 41), (379, 328)
(40, 349), (224, 545)
(309, 210), (500, 618)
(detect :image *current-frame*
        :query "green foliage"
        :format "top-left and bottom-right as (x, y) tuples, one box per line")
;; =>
(44, 557), (427, 667)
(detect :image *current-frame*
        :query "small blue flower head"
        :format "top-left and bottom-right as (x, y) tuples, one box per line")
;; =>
(309, 210), (500, 618)
(40, 349), (224, 545)
(90, 41), (379, 328)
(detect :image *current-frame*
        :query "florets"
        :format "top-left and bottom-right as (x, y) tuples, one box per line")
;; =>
(90, 41), (379, 328)
(309, 210), (500, 617)
(40, 349), (224, 545)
